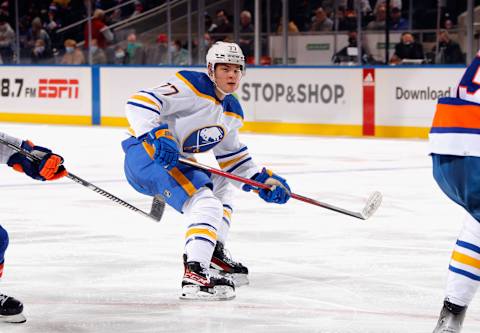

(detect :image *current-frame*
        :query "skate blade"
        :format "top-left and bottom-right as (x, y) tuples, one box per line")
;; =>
(0, 313), (26, 323)
(179, 285), (235, 301)
(211, 269), (249, 287)
(230, 273), (249, 287)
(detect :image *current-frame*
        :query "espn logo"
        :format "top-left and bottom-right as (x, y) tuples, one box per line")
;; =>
(38, 79), (79, 99)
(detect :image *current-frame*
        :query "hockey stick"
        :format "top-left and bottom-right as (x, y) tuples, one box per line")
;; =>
(0, 137), (164, 222)
(179, 158), (382, 220)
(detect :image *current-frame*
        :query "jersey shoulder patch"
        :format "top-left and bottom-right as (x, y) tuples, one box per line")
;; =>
(222, 94), (244, 121)
(176, 70), (219, 104)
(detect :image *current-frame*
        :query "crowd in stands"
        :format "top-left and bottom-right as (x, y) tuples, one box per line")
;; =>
(0, 0), (468, 66)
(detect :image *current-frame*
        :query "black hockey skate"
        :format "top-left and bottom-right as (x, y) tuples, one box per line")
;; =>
(210, 242), (249, 287)
(180, 258), (235, 301)
(432, 299), (467, 333)
(0, 294), (26, 323)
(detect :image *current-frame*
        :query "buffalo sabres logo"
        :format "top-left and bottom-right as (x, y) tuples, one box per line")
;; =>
(183, 126), (225, 153)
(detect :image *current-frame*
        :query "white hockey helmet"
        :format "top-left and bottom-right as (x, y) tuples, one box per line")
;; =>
(206, 41), (246, 79)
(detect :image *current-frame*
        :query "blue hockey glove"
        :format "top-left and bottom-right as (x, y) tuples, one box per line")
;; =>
(243, 168), (291, 204)
(146, 124), (179, 170)
(7, 140), (67, 181)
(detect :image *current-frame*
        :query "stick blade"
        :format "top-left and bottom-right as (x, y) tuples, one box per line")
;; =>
(360, 191), (383, 220)
(149, 195), (166, 222)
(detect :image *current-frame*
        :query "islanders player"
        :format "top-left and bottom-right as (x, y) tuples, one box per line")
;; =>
(121, 42), (291, 300)
(429, 53), (480, 332)
(0, 132), (67, 322)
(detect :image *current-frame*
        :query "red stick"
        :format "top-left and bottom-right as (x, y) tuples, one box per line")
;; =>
(178, 158), (382, 220)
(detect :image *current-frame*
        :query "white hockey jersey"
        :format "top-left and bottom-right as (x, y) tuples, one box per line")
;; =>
(0, 132), (22, 164)
(125, 70), (259, 185)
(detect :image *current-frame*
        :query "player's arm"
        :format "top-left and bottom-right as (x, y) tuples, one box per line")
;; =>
(125, 79), (194, 138)
(125, 82), (192, 168)
(0, 132), (67, 181)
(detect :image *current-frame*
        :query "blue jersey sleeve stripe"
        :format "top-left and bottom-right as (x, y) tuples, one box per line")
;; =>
(140, 90), (164, 106)
(223, 204), (233, 212)
(216, 146), (248, 160)
(457, 240), (480, 254)
(449, 265), (480, 281)
(226, 157), (252, 173)
(430, 127), (480, 134)
(127, 101), (161, 115)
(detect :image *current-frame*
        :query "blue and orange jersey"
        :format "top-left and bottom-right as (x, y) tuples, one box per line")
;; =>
(429, 97), (480, 157)
(429, 51), (480, 157)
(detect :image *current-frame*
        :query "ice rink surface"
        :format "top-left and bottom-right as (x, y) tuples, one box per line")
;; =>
(0, 123), (478, 333)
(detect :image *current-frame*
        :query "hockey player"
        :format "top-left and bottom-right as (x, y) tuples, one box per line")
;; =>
(122, 41), (291, 300)
(0, 132), (67, 323)
(429, 52), (480, 332)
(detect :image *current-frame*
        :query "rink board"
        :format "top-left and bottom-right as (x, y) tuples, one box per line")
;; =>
(0, 65), (466, 138)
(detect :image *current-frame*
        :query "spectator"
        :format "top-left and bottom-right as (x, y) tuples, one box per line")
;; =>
(210, 9), (233, 41)
(27, 17), (52, 55)
(326, 0), (371, 15)
(130, 1), (144, 18)
(239, 10), (254, 58)
(125, 32), (144, 64)
(144, 33), (168, 64)
(374, 0), (402, 11)
(390, 7), (408, 30)
(60, 38), (85, 64)
(90, 38), (107, 64)
(44, 4), (62, 34)
(83, 9), (114, 49)
(112, 45), (128, 65)
(276, 17), (299, 33)
(30, 39), (51, 63)
(0, 15), (15, 64)
(366, 4), (386, 30)
(44, 4), (63, 50)
(336, 6), (358, 31)
(432, 30), (464, 65)
(171, 39), (188, 66)
(310, 7), (333, 32)
(0, 1), (7, 17)
(390, 32), (424, 65)
(332, 30), (374, 65)
(205, 14), (216, 33)
(444, 18), (454, 30)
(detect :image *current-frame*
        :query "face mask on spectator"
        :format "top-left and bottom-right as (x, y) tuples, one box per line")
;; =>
(65, 46), (74, 53)
(115, 50), (125, 59)
(169, 45), (177, 53)
(34, 46), (45, 54)
(91, 46), (98, 53)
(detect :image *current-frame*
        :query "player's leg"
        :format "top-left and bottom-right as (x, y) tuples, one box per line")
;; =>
(209, 175), (249, 286)
(122, 140), (234, 300)
(433, 213), (479, 333)
(181, 186), (235, 300)
(0, 226), (25, 324)
(432, 154), (480, 332)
